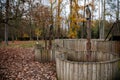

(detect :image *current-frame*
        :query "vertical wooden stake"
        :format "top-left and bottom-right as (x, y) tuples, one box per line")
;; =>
(86, 19), (91, 61)
(86, 5), (91, 61)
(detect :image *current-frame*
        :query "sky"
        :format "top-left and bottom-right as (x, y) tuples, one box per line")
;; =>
(42, 0), (70, 17)
(42, 0), (98, 18)
(36, 0), (119, 21)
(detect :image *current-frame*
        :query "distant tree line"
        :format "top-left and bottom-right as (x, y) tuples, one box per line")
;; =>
(0, 0), (119, 45)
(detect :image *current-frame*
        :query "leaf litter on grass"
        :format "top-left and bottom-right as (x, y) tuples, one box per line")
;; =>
(0, 48), (57, 80)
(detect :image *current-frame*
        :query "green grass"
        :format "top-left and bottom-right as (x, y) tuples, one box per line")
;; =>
(0, 41), (45, 48)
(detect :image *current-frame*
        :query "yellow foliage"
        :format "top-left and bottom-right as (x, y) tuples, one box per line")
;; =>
(68, 0), (95, 38)
(75, 18), (86, 22)
(68, 29), (77, 38)
(91, 20), (96, 27)
(81, 18), (86, 22)
(57, 16), (63, 20)
(23, 33), (29, 38)
(78, 6), (84, 10)
(68, 22), (79, 38)
(35, 28), (42, 36)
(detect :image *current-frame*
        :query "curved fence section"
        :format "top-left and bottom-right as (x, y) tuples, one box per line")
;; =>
(56, 51), (120, 80)
(55, 39), (120, 55)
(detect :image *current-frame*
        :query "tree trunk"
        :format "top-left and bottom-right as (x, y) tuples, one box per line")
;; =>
(100, 0), (105, 39)
(29, 28), (32, 40)
(15, 36), (18, 40)
(43, 24), (47, 49)
(81, 0), (86, 38)
(45, 28), (47, 49)
(5, 24), (8, 45)
(49, 3), (53, 49)
(116, 0), (119, 21)
(12, 34), (14, 43)
(70, 0), (72, 39)
(103, 0), (105, 39)
(4, 0), (9, 45)
(98, 0), (101, 38)
(57, 0), (61, 39)
(29, 0), (32, 40)
(37, 35), (39, 41)
(45, 39), (47, 49)
(49, 25), (53, 49)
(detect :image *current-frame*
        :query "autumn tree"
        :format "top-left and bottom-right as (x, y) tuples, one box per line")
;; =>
(68, 0), (95, 39)
(69, 0), (84, 38)
(0, 0), (28, 45)
(49, 0), (56, 49)
(32, 3), (52, 49)
(56, 0), (63, 38)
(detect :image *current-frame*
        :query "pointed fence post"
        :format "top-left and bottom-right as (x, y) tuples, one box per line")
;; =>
(86, 5), (91, 61)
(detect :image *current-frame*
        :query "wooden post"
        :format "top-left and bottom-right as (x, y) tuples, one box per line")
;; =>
(81, 0), (86, 38)
(57, 0), (61, 39)
(5, 0), (9, 45)
(86, 5), (91, 61)
(49, 24), (53, 49)
(49, 0), (56, 49)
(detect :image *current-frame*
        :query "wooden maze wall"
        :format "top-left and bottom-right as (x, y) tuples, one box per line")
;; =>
(34, 39), (120, 62)
(55, 39), (120, 80)
(55, 39), (120, 55)
(56, 52), (120, 80)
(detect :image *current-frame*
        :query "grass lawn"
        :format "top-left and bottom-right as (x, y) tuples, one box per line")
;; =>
(0, 40), (45, 48)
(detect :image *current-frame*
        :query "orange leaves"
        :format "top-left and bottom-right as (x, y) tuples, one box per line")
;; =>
(32, 5), (51, 27)
(0, 47), (57, 80)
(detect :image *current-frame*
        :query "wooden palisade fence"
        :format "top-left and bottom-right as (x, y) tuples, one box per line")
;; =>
(56, 50), (120, 80)
(34, 44), (55, 62)
(55, 39), (120, 55)
(55, 39), (120, 80)
(34, 39), (120, 80)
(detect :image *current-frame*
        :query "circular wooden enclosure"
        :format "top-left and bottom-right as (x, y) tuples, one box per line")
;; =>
(56, 51), (120, 80)
(55, 39), (120, 55)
